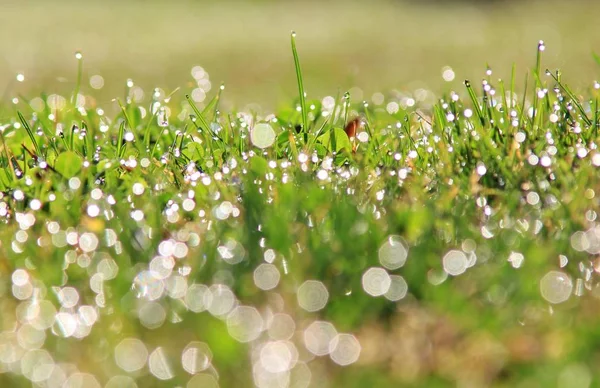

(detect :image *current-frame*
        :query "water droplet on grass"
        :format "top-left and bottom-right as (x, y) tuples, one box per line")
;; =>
(538, 40), (545, 51)
(138, 301), (166, 329)
(361, 267), (391, 296)
(442, 66), (455, 82)
(226, 305), (264, 343)
(443, 250), (468, 276)
(114, 338), (148, 372)
(303, 321), (337, 356)
(329, 334), (361, 366)
(254, 264), (280, 290)
(540, 270), (573, 304)
(268, 313), (296, 341)
(207, 284), (235, 317)
(182, 342), (212, 374)
(251, 123), (276, 149)
(384, 275), (408, 301)
(149, 347), (174, 380)
(378, 235), (408, 270)
(259, 341), (295, 373)
(297, 280), (328, 312)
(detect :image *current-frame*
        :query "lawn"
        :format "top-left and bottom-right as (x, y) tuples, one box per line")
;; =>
(0, 32), (599, 387)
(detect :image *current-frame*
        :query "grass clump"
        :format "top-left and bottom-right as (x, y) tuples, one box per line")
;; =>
(0, 38), (599, 387)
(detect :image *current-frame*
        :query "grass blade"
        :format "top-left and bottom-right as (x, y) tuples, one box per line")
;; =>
(464, 80), (484, 126)
(71, 52), (84, 108)
(70, 124), (76, 151)
(0, 131), (16, 182)
(202, 83), (225, 120)
(116, 99), (133, 131)
(117, 121), (125, 159)
(143, 104), (160, 149)
(547, 69), (592, 126)
(185, 94), (223, 144)
(17, 111), (42, 156)
(290, 31), (308, 135)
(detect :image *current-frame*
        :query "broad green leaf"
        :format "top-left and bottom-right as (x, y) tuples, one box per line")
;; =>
(54, 151), (83, 178)
(318, 127), (352, 152)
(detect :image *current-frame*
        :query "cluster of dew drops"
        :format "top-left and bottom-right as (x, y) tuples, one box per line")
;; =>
(0, 60), (384, 388)
(0, 44), (598, 386)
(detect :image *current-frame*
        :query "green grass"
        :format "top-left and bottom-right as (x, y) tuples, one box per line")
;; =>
(1, 37), (600, 387)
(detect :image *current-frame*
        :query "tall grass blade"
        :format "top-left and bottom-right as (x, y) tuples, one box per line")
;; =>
(17, 111), (42, 156)
(547, 69), (592, 126)
(117, 121), (125, 158)
(290, 31), (308, 135)
(185, 94), (223, 143)
(71, 52), (84, 108)
(464, 80), (484, 126)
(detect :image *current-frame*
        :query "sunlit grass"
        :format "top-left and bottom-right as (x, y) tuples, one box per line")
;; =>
(0, 36), (600, 387)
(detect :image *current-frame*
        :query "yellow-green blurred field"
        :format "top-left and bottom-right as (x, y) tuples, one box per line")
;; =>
(1, 0), (599, 109)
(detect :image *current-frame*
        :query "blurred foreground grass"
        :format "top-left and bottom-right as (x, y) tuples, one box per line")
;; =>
(1, 0), (600, 109)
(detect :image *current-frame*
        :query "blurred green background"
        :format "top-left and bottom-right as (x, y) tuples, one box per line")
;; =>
(1, 0), (599, 109)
